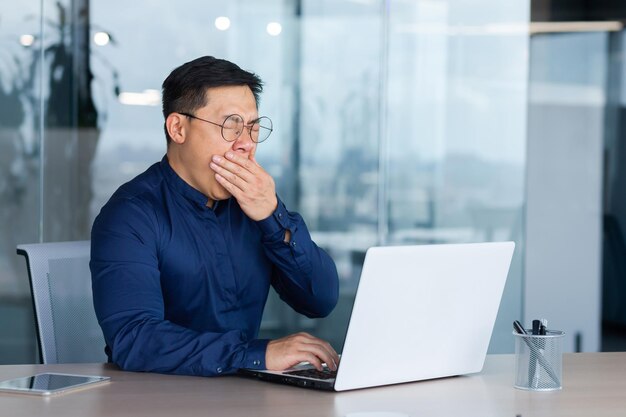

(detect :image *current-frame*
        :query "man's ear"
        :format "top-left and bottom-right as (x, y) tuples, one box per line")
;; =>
(166, 113), (186, 144)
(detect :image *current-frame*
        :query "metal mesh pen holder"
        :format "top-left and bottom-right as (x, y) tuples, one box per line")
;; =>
(513, 330), (564, 391)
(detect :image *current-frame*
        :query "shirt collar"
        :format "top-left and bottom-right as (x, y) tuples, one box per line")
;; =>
(160, 155), (215, 209)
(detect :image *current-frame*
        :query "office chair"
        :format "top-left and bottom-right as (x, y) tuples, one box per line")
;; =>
(17, 241), (107, 364)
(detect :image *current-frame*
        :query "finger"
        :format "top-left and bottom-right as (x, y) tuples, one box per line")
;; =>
(321, 342), (340, 370)
(297, 352), (324, 371)
(212, 155), (254, 183)
(292, 332), (315, 340)
(326, 342), (340, 367)
(210, 162), (249, 192)
(215, 173), (245, 196)
(300, 342), (338, 371)
(224, 151), (257, 175)
(294, 333), (339, 368)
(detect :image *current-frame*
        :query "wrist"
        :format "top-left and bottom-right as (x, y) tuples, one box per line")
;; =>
(256, 197), (289, 237)
(245, 339), (270, 369)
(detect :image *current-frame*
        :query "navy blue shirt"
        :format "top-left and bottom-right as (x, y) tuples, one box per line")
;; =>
(90, 156), (339, 376)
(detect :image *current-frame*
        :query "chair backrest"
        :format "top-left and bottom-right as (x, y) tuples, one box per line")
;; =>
(17, 241), (107, 364)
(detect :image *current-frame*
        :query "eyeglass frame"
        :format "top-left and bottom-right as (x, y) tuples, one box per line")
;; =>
(178, 112), (273, 143)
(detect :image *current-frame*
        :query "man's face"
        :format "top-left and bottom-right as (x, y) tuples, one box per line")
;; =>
(169, 85), (258, 203)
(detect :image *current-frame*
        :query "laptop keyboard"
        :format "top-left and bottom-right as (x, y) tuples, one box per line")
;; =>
(284, 368), (337, 380)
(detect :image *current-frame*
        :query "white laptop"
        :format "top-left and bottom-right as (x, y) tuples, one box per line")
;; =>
(239, 241), (515, 391)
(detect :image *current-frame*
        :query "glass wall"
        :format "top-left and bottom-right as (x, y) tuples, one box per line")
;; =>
(0, 0), (530, 363)
(0, 0), (42, 363)
(296, 0), (529, 352)
(384, 0), (528, 352)
(526, 30), (608, 352)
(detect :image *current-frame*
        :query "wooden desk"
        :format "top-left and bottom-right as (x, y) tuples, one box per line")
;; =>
(0, 353), (624, 417)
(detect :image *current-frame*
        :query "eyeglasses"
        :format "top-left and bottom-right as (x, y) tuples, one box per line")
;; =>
(179, 112), (273, 143)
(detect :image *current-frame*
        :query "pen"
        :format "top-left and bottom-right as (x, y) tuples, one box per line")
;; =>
(513, 321), (561, 386)
(513, 320), (527, 335)
(515, 320), (538, 386)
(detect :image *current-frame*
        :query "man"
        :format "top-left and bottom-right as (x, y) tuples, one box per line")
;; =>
(90, 56), (340, 377)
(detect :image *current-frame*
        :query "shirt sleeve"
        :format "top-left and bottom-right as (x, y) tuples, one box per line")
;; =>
(256, 197), (339, 318)
(90, 197), (269, 377)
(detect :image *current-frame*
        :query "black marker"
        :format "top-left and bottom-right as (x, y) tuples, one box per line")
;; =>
(532, 319), (541, 335)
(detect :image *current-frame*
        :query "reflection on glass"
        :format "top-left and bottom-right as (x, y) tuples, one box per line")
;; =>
(0, 0), (43, 363)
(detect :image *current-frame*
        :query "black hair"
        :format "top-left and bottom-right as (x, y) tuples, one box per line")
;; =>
(161, 56), (263, 144)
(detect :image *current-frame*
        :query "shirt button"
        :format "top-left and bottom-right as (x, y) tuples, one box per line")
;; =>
(253, 360), (261, 366)
(291, 241), (296, 247)
(278, 213), (283, 219)
(217, 367), (223, 374)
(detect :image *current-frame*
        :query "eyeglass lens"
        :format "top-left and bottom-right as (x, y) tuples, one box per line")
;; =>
(222, 115), (273, 143)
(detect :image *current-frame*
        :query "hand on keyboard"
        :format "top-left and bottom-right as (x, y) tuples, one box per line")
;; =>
(266, 332), (339, 372)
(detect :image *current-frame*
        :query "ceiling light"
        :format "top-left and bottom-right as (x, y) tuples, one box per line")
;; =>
(94, 31), (110, 46)
(20, 34), (35, 46)
(215, 17), (231, 31)
(266, 22), (282, 36)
